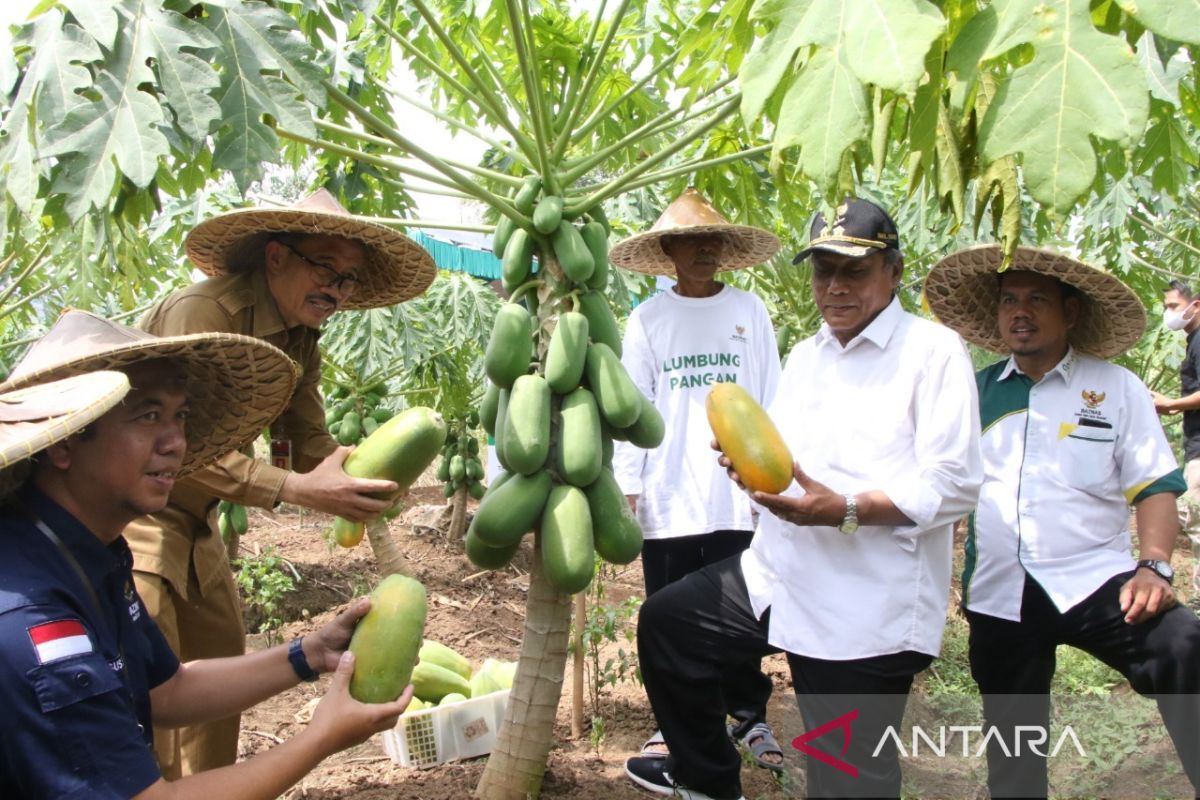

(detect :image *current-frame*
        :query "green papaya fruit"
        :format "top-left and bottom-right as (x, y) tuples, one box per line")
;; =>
(577, 291), (623, 356)
(362, 416), (379, 437)
(418, 639), (472, 680)
(348, 575), (427, 703)
(230, 503), (249, 535)
(468, 480), (485, 500)
(449, 454), (466, 482)
(469, 470), (553, 547)
(338, 412), (362, 445)
(556, 387), (603, 488)
(481, 382), (501, 436)
(580, 221), (610, 290)
(513, 175), (542, 215)
(586, 202), (611, 234)
(532, 195), (565, 235)
(501, 229), (536, 293)
(540, 485), (595, 594)
(465, 528), (520, 569)
(492, 214), (517, 258)
(502, 375), (551, 475)
(411, 660), (471, 703)
(584, 343), (643, 429)
(437, 454), (452, 481)
(584, 468), (643, 565)
(551, 221), (595, 283)
(544, 311), (589, 395)
(493, 389), (512, 472)
(485, 304), (533, 389)
(623, 394), (665, 449)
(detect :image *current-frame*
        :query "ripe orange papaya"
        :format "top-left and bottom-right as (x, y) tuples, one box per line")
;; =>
(705, 383), (793, 494)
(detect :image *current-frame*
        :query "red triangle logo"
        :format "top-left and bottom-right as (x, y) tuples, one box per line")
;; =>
(791, 709), (859, 777)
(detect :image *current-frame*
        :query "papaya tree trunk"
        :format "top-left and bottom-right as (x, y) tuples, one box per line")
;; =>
(366, 517), (409, 576)
(224, 532), (240, 562)
(571, 592), (586, 738)
(447, 484), (469, 541)
(475, 543), (571, 799)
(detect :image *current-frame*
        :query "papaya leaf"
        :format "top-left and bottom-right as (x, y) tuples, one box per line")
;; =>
(0, 14), (100, 211)
(203, 0), (328, 191)
(741, 0), (944, 188)
(40, 33), (169, 220)
(1118, 0), (1200, 45)
(977, 0), (1149, 214)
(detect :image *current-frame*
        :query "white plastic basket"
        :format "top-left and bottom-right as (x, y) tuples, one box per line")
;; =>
(381, 689), (510, 768)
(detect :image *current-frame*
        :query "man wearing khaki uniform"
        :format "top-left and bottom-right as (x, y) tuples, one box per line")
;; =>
(129, 189), (435, 776)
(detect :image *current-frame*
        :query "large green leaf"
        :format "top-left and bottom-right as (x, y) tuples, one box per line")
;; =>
(978, 0), (1149, 214)
(1118, 0), (1200, 45)
(0, 13), (101, 211)
(37, 0), (225, 219)
(739, 0), (944, 187)
(203, 0), (327, 191)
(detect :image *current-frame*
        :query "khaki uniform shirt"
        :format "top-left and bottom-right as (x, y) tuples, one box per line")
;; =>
(125, 270), (337, 598)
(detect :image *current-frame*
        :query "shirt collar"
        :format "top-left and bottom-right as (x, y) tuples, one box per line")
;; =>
(248, 268), (291, 339)
(997, 345), (1078, 383)
(18, 486), (128, 587)
(815, 295), (903, 353)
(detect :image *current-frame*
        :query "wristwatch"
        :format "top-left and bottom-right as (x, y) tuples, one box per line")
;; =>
(288, 637), (320, 682)
(1136, 559), (1174, 585)
(838, 494), (859, 534)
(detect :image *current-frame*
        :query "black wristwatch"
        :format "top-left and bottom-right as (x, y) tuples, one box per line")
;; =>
(1136, 559), (1174, 585)
(288, 637), (320, 682)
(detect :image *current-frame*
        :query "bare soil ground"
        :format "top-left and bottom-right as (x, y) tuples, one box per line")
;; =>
(234, 493), (1199, 800)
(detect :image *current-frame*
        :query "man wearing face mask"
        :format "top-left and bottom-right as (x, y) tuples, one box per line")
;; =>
(1152, 280), (1200, 595)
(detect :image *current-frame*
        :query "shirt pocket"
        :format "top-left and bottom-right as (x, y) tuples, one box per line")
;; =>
(1058, 426), (1117, 491)
(29, 652), (123, 713)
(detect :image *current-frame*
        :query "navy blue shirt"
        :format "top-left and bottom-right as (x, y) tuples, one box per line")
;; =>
(1183, 329), (1200, 462)
(0, 488), (180, 798)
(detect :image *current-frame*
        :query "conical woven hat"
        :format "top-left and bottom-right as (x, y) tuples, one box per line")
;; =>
(186, 189), (437, 309)
(609, 188), (780, 275)
(0, 371), (131, 496)
(0, 311), (299, 475)
(924, 245), (1146, 359)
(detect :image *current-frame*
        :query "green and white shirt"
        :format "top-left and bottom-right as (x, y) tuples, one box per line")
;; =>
(965, 348), (1186, 621)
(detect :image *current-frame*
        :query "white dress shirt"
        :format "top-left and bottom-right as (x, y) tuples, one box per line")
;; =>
(741, 297), (983, 659)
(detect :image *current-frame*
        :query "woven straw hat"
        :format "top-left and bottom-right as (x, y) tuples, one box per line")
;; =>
(608, 188), (780, 275)
(924, 245), (1146, 359)
(186, 189), (437, 309)
(0, 371), (131, 496)
(0, 310), (300, 475)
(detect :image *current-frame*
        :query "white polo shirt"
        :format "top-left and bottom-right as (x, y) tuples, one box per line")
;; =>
(741, 298), (983, 660)
(964, 349), (1186, 621)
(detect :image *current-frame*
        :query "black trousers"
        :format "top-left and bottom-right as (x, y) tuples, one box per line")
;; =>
(968, 571), (1200, 798)
(638, 553), (932, 799)
(641, 530), (770, 735)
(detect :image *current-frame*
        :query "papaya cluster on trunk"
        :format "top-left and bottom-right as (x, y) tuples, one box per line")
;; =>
(326, 407), (449, 548)
(437, 414), (485, 500)
(325, 381), (394, 447)
(471, 198), (663, 593)
(216, 500), (248, 543)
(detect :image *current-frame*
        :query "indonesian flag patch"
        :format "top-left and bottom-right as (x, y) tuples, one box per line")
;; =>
(28, 619), (93, 664)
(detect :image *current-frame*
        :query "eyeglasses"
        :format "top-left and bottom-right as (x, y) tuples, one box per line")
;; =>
(275, 240), (364, 297)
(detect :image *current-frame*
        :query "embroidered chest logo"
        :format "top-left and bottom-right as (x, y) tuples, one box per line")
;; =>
(730, 324), (748, 344)
(1059, 387), (1114, 440)
(125, 581), (142, 622)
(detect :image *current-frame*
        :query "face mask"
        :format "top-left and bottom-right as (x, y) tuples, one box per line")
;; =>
(1164, 305), (1196, 331)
